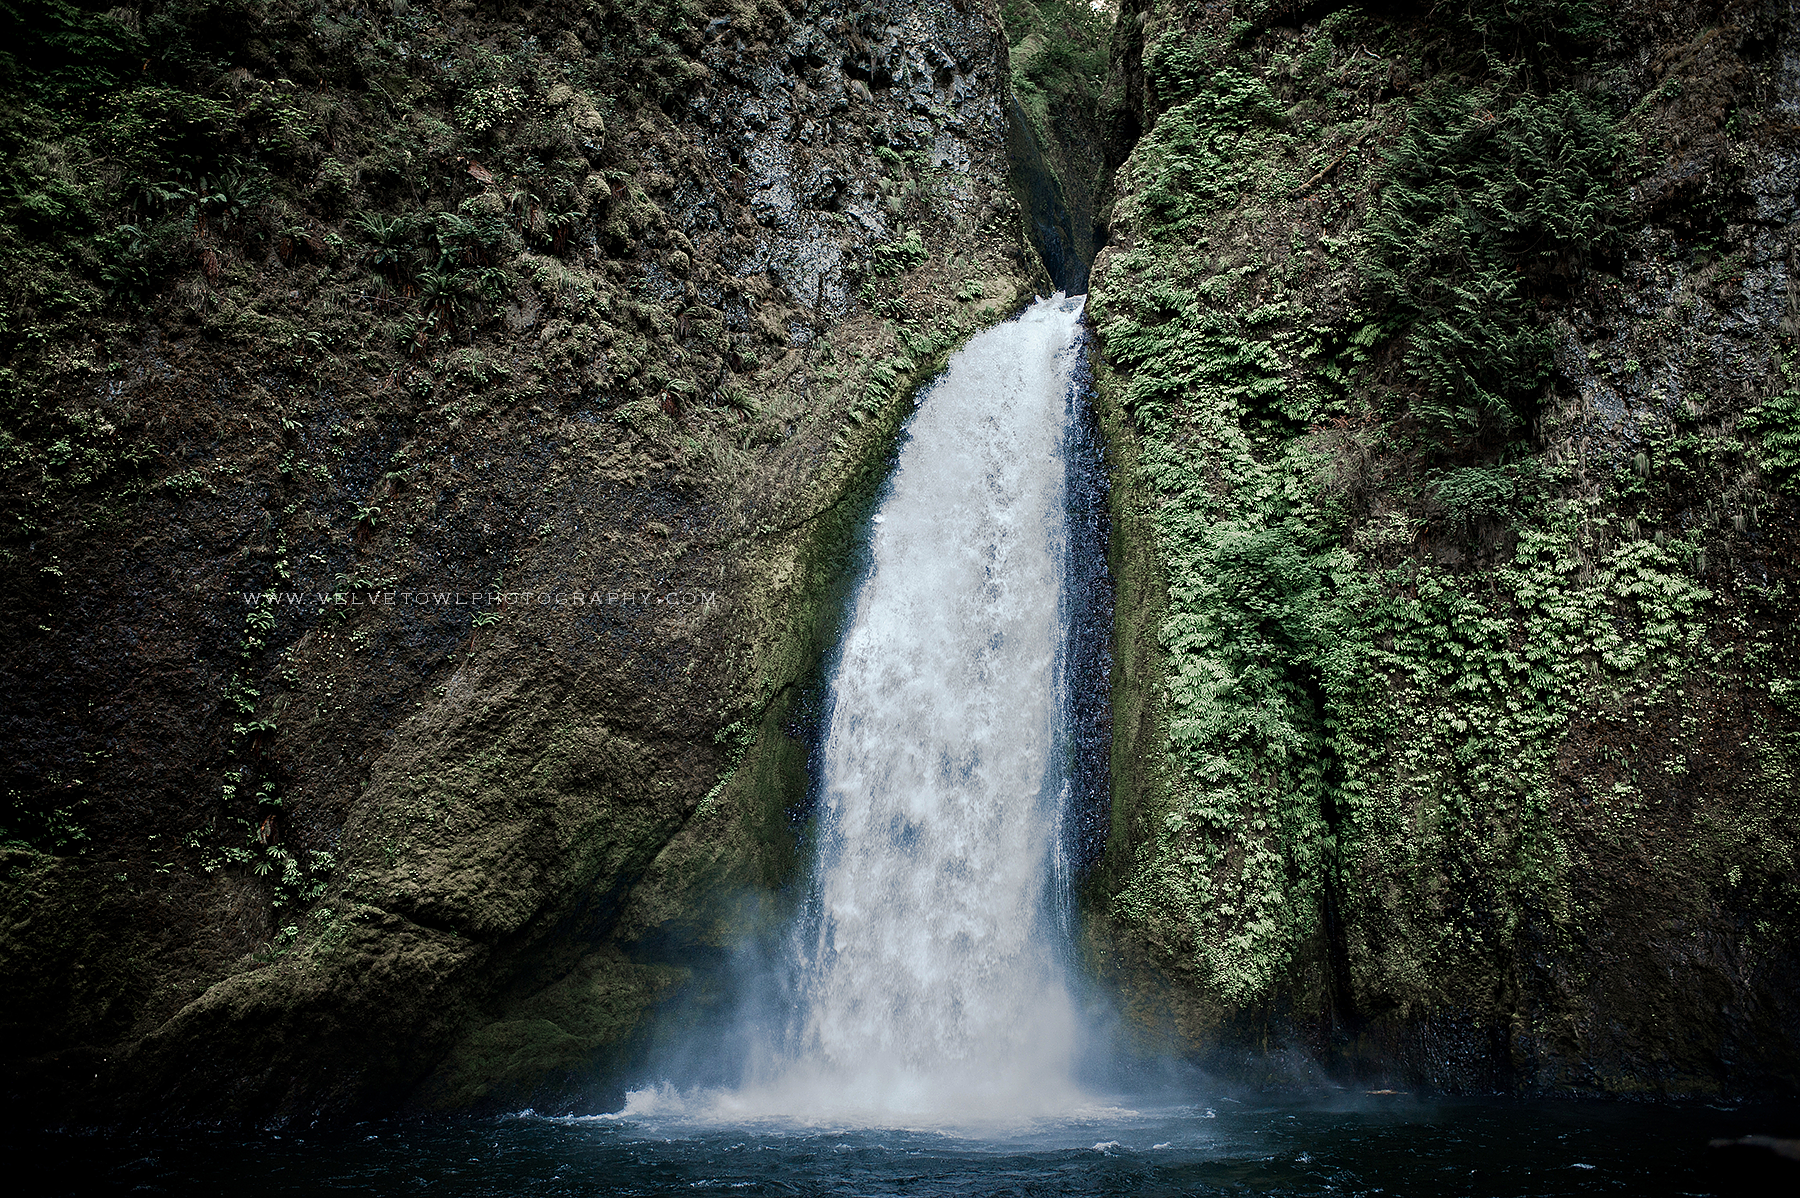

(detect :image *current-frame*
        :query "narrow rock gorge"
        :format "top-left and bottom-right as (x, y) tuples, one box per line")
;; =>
(1, 0), (1795, 1128)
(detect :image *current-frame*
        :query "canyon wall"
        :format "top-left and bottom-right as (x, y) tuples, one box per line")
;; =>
(1084, 0), (1800, 1097)
(0, 0), (1047, 1123)
(4, 0), (1799, 1126)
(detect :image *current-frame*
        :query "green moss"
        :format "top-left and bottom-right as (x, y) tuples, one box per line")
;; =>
(1086, 352), (1170, 911)
(1089, 1), (1800, 1084)
(0, 850), (139, 1054)
(419, 948), (684, 1110)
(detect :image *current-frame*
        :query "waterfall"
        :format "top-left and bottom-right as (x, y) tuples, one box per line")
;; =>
(625, 295), (1097, 1126)
(765, 293), (1098, 1122)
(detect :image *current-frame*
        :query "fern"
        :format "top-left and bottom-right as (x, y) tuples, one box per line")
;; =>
(1457, 0), (1609, 64)
(1741, 387), (1800, 493)
(1364, 84), (1621, 437)
(869, 231), (927, 277)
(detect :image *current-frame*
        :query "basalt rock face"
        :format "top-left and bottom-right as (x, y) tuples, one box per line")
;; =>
(0, 0), (1044, 1125)
(9, 0), (1800, 1128)
(1086, 0), (1800, 1099)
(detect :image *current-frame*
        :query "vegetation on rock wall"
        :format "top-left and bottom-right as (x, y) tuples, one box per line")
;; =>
(1089, 0), (1800, 1094)
(1002, 0), (1113, 288)
(1005, 0), (1112, 123)
(5, 0), (1799, 1123)
(0, 0), (1049, 1123)
(1364, 82), (1622, 436)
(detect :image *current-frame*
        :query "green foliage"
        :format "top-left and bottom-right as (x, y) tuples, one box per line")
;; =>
(1741, 385), (1800, 493)
(1130, 70), (1285, 232)
(1090, 4), (1754, 1021)
(1454, 0), (1609, 64)
(1365, 85), (1622, 437)
(0, 0), (647, 525)
(1112, 472), (1355, 1000)
(1100, 273), (1308, 429)
(1142, 18), (1218, 102)
(1084, 30), (1353, 992)
(1004, 0), (1111, 111)
(718, 383), (758, 416)
(869, 231), (927, 277)
(0, 0), (143, 99)
(694, 719), (758, 817)
(829, 324), (958, 453)
(1095, 66), (1313, 432)
(1, 788), (88, 854)
(140, 0), (265, 86)
(1317, 519), (1715, 987)
(354, 212), (414, 274)
(1431, 458), (1543, 526)
(104, 86), (241, 183)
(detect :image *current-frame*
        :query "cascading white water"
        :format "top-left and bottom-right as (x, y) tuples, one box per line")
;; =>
(750, 294), (1092, 1122)
(620, 295), (1096, 1127)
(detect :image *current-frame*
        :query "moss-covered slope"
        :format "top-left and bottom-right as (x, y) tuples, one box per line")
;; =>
(0, 0), (1050, 1124)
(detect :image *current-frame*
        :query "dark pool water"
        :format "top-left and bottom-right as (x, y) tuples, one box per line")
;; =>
(13, 1093), (1795, 1196)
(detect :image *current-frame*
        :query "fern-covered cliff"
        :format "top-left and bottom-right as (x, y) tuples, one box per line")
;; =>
(1085, 0), (1800, 1096)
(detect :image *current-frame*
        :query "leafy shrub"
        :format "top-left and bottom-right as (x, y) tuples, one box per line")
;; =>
(869, 230), (927, 277)
(1431, 459), (1543, 526)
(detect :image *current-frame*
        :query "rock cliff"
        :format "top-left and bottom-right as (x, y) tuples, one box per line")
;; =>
(0, 0), (1046, 1123)
(1085, 0), (1800, 1098)
(3, 0), (1798, 1126)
